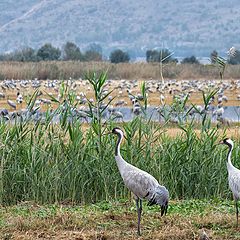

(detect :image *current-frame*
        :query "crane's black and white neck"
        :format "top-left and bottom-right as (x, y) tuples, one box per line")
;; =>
(112, 127), (124, 157)
(220, 138), (234, 170)
(111, 127), (128, 175)
(220, 138), (240, 227)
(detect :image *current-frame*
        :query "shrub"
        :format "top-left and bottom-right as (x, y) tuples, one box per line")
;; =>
(146, 49), (178, 63)
(181, 56), (200, 64)
(37, 43), (61, 61)
(84, 50), (102, 61)
(62, 42), (83, 61)
(146, 50), (159, 62)
(110, 49), (130, 63)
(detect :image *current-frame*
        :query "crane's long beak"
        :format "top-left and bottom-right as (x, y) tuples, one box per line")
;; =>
(218, 140), (224, 144)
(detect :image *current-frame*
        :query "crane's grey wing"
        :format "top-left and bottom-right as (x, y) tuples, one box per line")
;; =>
(122, 168), (158, 199)
(147, 185), (169, 216)
(229, 173), (240, 199)
(147, 186), (169, 206)
(121, 166), (169, 215)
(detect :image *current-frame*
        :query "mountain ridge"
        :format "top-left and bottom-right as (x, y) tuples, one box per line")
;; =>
(0, 0), (240, 57)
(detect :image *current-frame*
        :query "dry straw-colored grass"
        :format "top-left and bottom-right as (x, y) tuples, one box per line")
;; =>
(0, 201), (239, 240)
(1, 61), (240, 80)
(164, 127), (240, 138)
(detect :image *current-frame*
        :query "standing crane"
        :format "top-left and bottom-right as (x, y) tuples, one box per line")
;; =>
(111, 127), (169, 235)
(7, 99), (16, 110)
(220, 138), (240, 226)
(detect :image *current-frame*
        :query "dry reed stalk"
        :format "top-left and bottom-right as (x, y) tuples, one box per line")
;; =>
(0, 61), (240, 80)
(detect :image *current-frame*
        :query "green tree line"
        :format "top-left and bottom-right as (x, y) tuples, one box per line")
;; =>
(1, 42), (240, 64)
(0, 42), (103, 62)
(0, 42), (130, 63)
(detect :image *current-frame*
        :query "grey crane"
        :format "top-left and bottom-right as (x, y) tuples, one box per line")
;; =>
(16, 92), (23, 104)
(111, 127), (169, 235)
(7, 99), (16, 109)
(219, 138), (240, 226)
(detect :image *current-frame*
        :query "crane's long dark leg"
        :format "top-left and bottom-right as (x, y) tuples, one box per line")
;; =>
(235, 200), (239, 227)
(136, 198), (142, 235)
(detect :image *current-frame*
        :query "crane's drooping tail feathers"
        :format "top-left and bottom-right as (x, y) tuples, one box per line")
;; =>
(147, 186), (169, 216)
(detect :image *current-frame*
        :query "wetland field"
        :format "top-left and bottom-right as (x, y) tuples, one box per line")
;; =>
(1, 62), (240, 239)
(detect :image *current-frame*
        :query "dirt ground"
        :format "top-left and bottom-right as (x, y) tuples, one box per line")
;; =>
(1, 200), (240, 240)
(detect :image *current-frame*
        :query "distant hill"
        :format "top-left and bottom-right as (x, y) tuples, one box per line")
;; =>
(0, 0), (240, 58)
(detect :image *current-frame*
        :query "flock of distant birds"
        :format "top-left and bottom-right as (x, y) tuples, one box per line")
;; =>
(0, 78), (239, 125)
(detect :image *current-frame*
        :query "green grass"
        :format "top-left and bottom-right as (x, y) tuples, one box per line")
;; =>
(0, 115), (234, 205)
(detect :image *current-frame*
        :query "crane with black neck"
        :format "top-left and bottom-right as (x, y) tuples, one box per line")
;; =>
(110, 127), (169, 235)
(220, 138), (240, 227)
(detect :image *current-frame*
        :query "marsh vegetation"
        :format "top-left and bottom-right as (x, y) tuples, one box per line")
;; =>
(0, 71), (239, 239)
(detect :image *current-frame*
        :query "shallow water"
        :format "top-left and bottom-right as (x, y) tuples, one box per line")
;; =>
(104, 106), (240, 122)
(2, 105), (240, 123)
